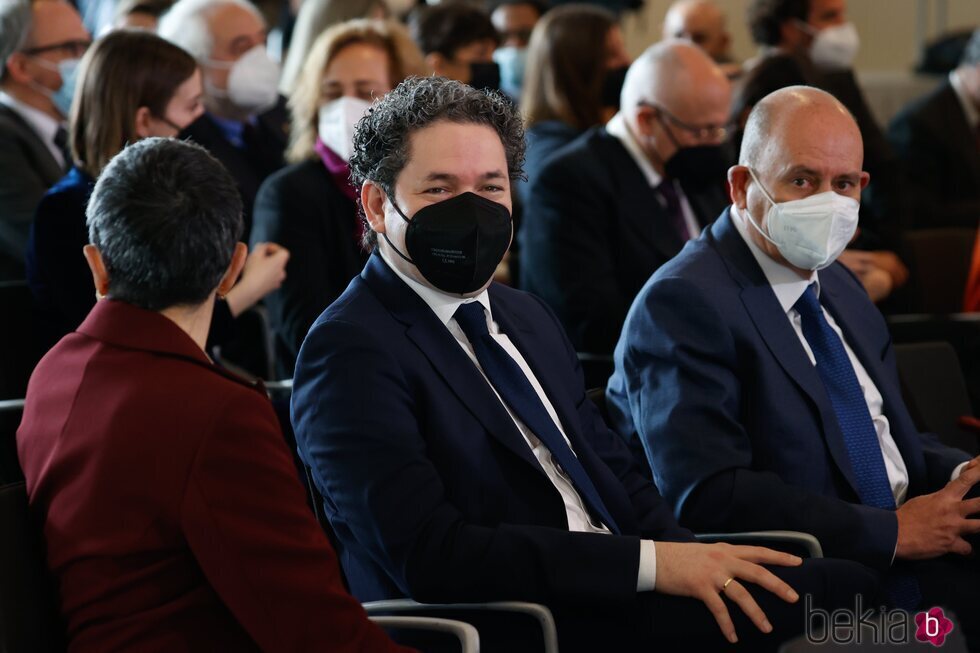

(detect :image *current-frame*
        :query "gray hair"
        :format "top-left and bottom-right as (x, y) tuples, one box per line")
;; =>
(350, 76), (525, 249)
(0, 0), (31, 73)
(158, 0), (263, 61)
(87, 138), (243, 311)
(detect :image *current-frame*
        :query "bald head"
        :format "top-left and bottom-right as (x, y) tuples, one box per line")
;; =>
(621, 39), (730, 119)
(662, 0), (730, 62)
(730, 86), (869, 273)
(739, 86), (862, 172)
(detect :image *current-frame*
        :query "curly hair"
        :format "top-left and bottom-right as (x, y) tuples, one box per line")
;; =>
(350, 76), (526, 249)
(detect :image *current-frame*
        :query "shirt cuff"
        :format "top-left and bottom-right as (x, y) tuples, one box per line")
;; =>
(637, 540), (657, 592)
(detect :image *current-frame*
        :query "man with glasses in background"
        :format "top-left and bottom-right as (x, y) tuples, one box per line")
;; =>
(520, 40), (733, 355)
(0, 0), (89, 280)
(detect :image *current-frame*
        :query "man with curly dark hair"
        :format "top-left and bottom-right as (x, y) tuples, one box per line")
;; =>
(292, 76), (880, 652)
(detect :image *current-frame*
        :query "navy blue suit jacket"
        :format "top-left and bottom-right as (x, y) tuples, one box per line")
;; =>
(606, 208), (970, 572)
(291, 253), (694, 606)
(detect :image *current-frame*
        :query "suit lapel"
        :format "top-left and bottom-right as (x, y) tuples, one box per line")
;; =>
(710, 212), (862, 496)
(819, 275), (927, 488)
(362, 255), (546, 475)
(598, 131), (684, 262)
(0, 104), (64, 182)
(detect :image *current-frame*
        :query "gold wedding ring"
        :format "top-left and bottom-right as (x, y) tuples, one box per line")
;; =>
(722, 577), (735, 592)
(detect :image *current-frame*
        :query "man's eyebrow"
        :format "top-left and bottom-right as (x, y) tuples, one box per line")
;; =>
(422, 170), (507, 182)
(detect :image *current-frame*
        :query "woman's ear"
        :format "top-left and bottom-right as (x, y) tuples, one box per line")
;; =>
(216, 242), (248, 298)
(83, 244), (110, 298)
(361, 181), (388, 235)
(133, 106), (154, 139)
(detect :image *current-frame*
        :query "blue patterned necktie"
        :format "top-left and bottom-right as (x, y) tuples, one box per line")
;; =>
(453, 302), (620, 534)
(794, 284), (920, 609)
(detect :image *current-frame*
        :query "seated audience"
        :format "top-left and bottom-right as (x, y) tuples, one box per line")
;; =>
(662, 0), (740, 77)
(488, 0), (546, 101)
(252, 19), (424, 378)
(279, 0), (389, 96)
(16, 137), (409, 653)
(159, 0), (288, 239)
(520, 41), (731, 354)
(517, 3), (630, 207)
(607, 86), (980, 642)
(888, 28), (980, 231)
(291, 75), (881, 653)
(25, 30), (287, 355)
(0, 0), (88, 280)
(409, 2), (499, 88)
(737, 0), (908, 302)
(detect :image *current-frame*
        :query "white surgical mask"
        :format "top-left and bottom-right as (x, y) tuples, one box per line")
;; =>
(807, 21), (860, 71)
(206, 45), (281, 114)
(746, 168), (859, 271)
(318, 96), (372, 161)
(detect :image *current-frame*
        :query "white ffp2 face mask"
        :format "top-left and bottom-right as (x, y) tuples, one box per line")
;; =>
(318, 96), (372, 161)
(809, 21), (860, 70)
(746, 168), (860, 271)
(207, 45), (281, 114)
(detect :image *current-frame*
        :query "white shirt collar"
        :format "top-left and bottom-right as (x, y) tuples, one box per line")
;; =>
(379, 247), (493, 328)
(0, 90), (63, 152)
(605, 112), (664, 188)
(730, 204), (820, 313)
(949, 69), (980, 131)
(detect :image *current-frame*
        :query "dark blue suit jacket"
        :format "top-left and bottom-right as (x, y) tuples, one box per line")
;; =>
(291, 253), (694, 606)
(606, 208), (970, 572)
(519, 127), (727, 354)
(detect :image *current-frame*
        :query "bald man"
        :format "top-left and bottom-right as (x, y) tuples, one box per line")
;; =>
(608, 86), (980, 638)
(0, 0), (89, 279)
(662, 0), (738, 74)
(520, 40), (733, 355)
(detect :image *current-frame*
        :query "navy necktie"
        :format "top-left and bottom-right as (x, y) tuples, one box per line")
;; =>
(453, 302), (620, 534)
(656, 179), (691, 242)
(794, 284), (920, 609)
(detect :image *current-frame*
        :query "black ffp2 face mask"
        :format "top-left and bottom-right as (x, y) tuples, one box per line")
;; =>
(383, 192), (513, 294)
(664, 143), (733, 191)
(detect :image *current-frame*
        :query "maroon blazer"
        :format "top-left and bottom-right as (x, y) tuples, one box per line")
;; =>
(16, 300), (409, 653)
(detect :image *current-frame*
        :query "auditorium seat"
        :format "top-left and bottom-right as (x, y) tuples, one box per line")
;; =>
(901, 228), (976, 314)
(0, 282), (38, 400)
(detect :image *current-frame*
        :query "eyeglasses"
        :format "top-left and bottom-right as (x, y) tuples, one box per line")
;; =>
(22, 39), (91, 59)
(639, 100), (734, 143)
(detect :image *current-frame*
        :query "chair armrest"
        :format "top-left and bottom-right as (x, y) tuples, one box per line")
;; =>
(368, 615), (480, 653)
(696, 530), (824, 559)
(363, 599), (557, 653)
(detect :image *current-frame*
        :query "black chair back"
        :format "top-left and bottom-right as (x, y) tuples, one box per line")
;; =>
(901, 228), (975, 314)
(0, 481), (66, 653)
(894, 342), (978, 455)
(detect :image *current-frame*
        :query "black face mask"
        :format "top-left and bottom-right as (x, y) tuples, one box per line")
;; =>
(469, 61), (501, 92)
(664, 143), (733, 191)
(383, 192), (512, 294)
(601, 66), (629, 109)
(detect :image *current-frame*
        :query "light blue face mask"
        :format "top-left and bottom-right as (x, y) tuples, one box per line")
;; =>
(30, 57), (81, 117)
(492, 46), (528, 102)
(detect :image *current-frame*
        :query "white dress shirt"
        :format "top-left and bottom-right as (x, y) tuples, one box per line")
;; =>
(0, 90), (66, 168)
(605, 112), (701, 240)
(730, 206), (968, 508)
(380, 248), (658, 590)
(950, 69), (980, 132)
